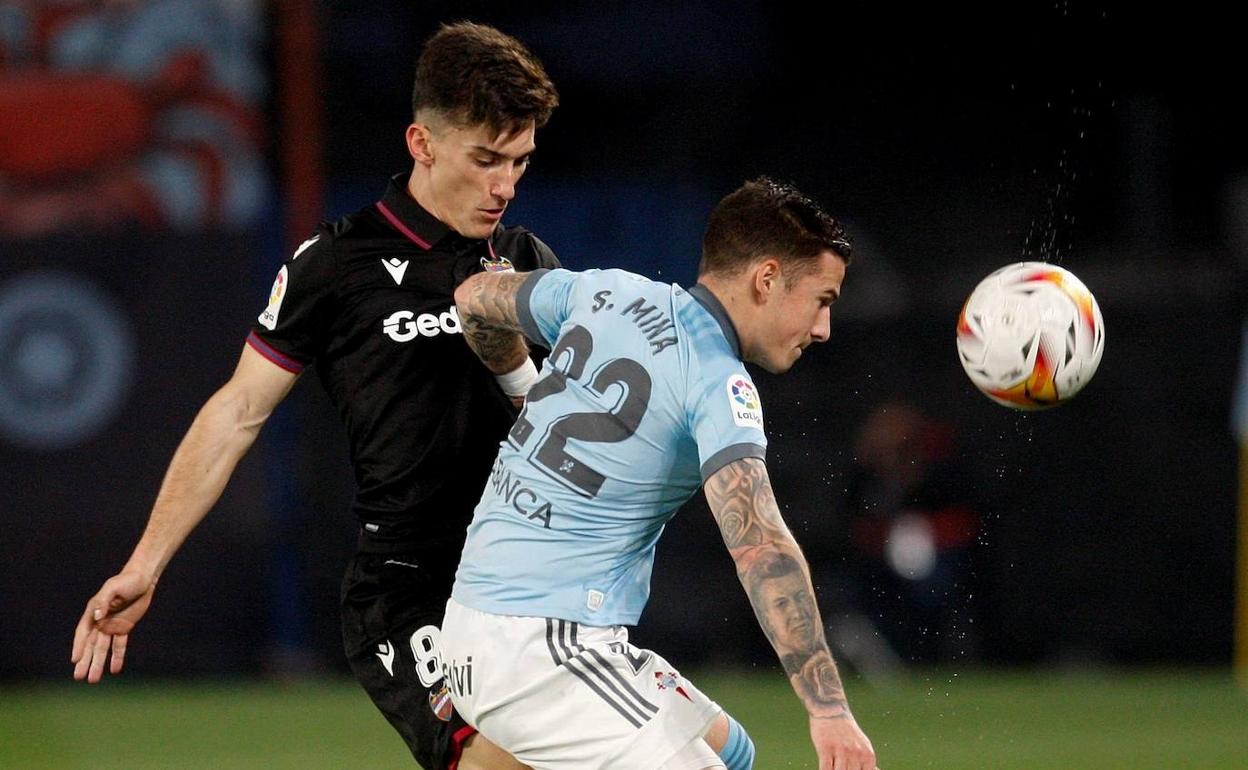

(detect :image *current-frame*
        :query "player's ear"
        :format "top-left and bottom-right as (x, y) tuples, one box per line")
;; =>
(407, 123), (435, 166)
(752, 258), (781, 303)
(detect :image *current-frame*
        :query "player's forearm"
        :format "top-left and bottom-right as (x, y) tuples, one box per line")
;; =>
(455, 271), (530, 373)
(454, 271), (527, 330)
(461, 317), (530, 374)
(123, 385), (265, 580)
(739, 542), (851, 720)
(706, 458), (852, 720)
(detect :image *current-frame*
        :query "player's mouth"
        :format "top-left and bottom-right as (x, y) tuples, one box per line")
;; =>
(480, 207), (505, 221)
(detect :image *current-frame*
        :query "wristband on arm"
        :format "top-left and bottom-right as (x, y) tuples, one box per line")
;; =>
(495, 357), (538, 397)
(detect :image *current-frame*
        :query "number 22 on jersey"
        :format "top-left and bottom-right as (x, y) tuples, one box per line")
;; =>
(508, 325), (651, 499)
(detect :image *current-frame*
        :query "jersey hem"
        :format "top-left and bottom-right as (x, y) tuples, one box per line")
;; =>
(449, 590), (644, 628)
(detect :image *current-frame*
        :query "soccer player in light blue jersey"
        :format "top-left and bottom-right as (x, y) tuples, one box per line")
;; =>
(442, 178), (877, 770)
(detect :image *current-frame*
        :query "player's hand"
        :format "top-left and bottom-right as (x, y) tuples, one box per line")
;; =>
(810, 713), (877, 770)
(71, 570), (157, 683)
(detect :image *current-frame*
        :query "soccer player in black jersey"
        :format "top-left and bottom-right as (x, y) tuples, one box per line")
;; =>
(71, 23), (557, 770)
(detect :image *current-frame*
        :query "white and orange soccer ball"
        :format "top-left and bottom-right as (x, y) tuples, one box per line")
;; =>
(956, 261), (1105, 409)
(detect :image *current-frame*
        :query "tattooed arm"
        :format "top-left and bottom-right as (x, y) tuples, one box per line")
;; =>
(453, 271), (530, 375)
(705, 457), (877, 770)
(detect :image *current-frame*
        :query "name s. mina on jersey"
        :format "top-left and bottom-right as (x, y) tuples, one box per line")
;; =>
(247, 173), (559, 554)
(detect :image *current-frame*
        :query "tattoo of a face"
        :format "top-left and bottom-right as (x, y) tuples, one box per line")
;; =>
(706, 458), (848, 719)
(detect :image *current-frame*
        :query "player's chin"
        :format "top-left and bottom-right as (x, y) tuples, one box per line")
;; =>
(461, 214), (500, 239)
(776, 348), (804, 373)
(462, 223), (496, 239)
(754, 347), (801, 374)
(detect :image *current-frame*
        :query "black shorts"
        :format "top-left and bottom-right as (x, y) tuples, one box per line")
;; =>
(341, 550), (473, 770)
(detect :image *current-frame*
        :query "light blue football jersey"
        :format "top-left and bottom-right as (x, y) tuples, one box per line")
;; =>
(452, 268), (768, 625)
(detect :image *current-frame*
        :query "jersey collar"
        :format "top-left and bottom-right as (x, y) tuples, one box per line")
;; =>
(375, 173), (452, 250)
(689, 283), (743, 359)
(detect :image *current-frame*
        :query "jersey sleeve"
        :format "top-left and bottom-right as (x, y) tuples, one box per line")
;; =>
(689, 366), (768, 481)
(516, 267), (580, 347)
(246, 231), (336, 373)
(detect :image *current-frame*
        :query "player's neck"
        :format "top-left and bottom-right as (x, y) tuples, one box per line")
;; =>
(406, 169), (445, 225)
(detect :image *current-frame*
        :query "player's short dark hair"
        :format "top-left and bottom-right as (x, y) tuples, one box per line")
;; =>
(699, 177), (852, 282)
(413, 22), (559, 136)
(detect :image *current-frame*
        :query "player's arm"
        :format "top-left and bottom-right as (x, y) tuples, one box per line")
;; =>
(455, 271), (536, 403)
(71, 343), (298, 683)
(704, 457), (877, 770)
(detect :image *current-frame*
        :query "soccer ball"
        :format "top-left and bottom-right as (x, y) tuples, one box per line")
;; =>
(956, 261), (1104, 409)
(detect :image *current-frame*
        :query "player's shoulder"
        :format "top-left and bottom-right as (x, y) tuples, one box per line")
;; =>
(286, 201), (404, 266)
(494, 224), (560, 270)
(545, 268), (674, 309)
(570, 267), (662, 290)
(283, 208), (359, 258)
(324, 201), (392, 242)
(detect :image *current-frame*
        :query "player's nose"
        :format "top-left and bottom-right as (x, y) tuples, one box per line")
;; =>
(810, 306), (831, 342)
(491, 170), (518, 202)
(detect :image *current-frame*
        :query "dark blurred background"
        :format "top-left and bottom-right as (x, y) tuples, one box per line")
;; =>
(1, 0), (1244, 681)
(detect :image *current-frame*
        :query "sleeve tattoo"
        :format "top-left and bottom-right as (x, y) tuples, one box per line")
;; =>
(456, 272), (530, 374)
(705, 457), (852, 720)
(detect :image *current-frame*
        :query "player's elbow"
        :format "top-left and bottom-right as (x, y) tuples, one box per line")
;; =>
(207, 380), (271, 441)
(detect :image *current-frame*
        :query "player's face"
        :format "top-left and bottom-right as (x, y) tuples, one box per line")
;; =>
(417, 120), (536, 239)
(756, 250), (846, 374)
(759, 573), (819, 652)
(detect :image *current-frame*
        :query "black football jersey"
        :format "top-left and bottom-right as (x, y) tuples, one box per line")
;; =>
(248, 174), (560, 553)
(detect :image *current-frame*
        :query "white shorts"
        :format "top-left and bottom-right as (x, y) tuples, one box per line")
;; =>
(442, 598), (723, 770)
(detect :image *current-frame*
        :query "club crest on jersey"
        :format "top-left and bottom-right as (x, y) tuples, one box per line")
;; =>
(726, 375), (764, 430)
(480, 254), (514, 273)
(654, 671), (691, 700)
(258, 265), (289, 330)
(428, 683), (454, 722)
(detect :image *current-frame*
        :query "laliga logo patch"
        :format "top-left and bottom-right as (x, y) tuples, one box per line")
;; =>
(480, 254), (514, 273)
(428, 683), (454, 722)
(727, 375), (764, 430)
(258, 265), (288, 331)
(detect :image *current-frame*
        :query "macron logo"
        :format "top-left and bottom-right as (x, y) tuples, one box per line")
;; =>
(376, 641), (396, 677)
(382, 258), (409, 285)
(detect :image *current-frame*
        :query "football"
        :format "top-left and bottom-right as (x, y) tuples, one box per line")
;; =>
(956, 261), (1105, 409)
